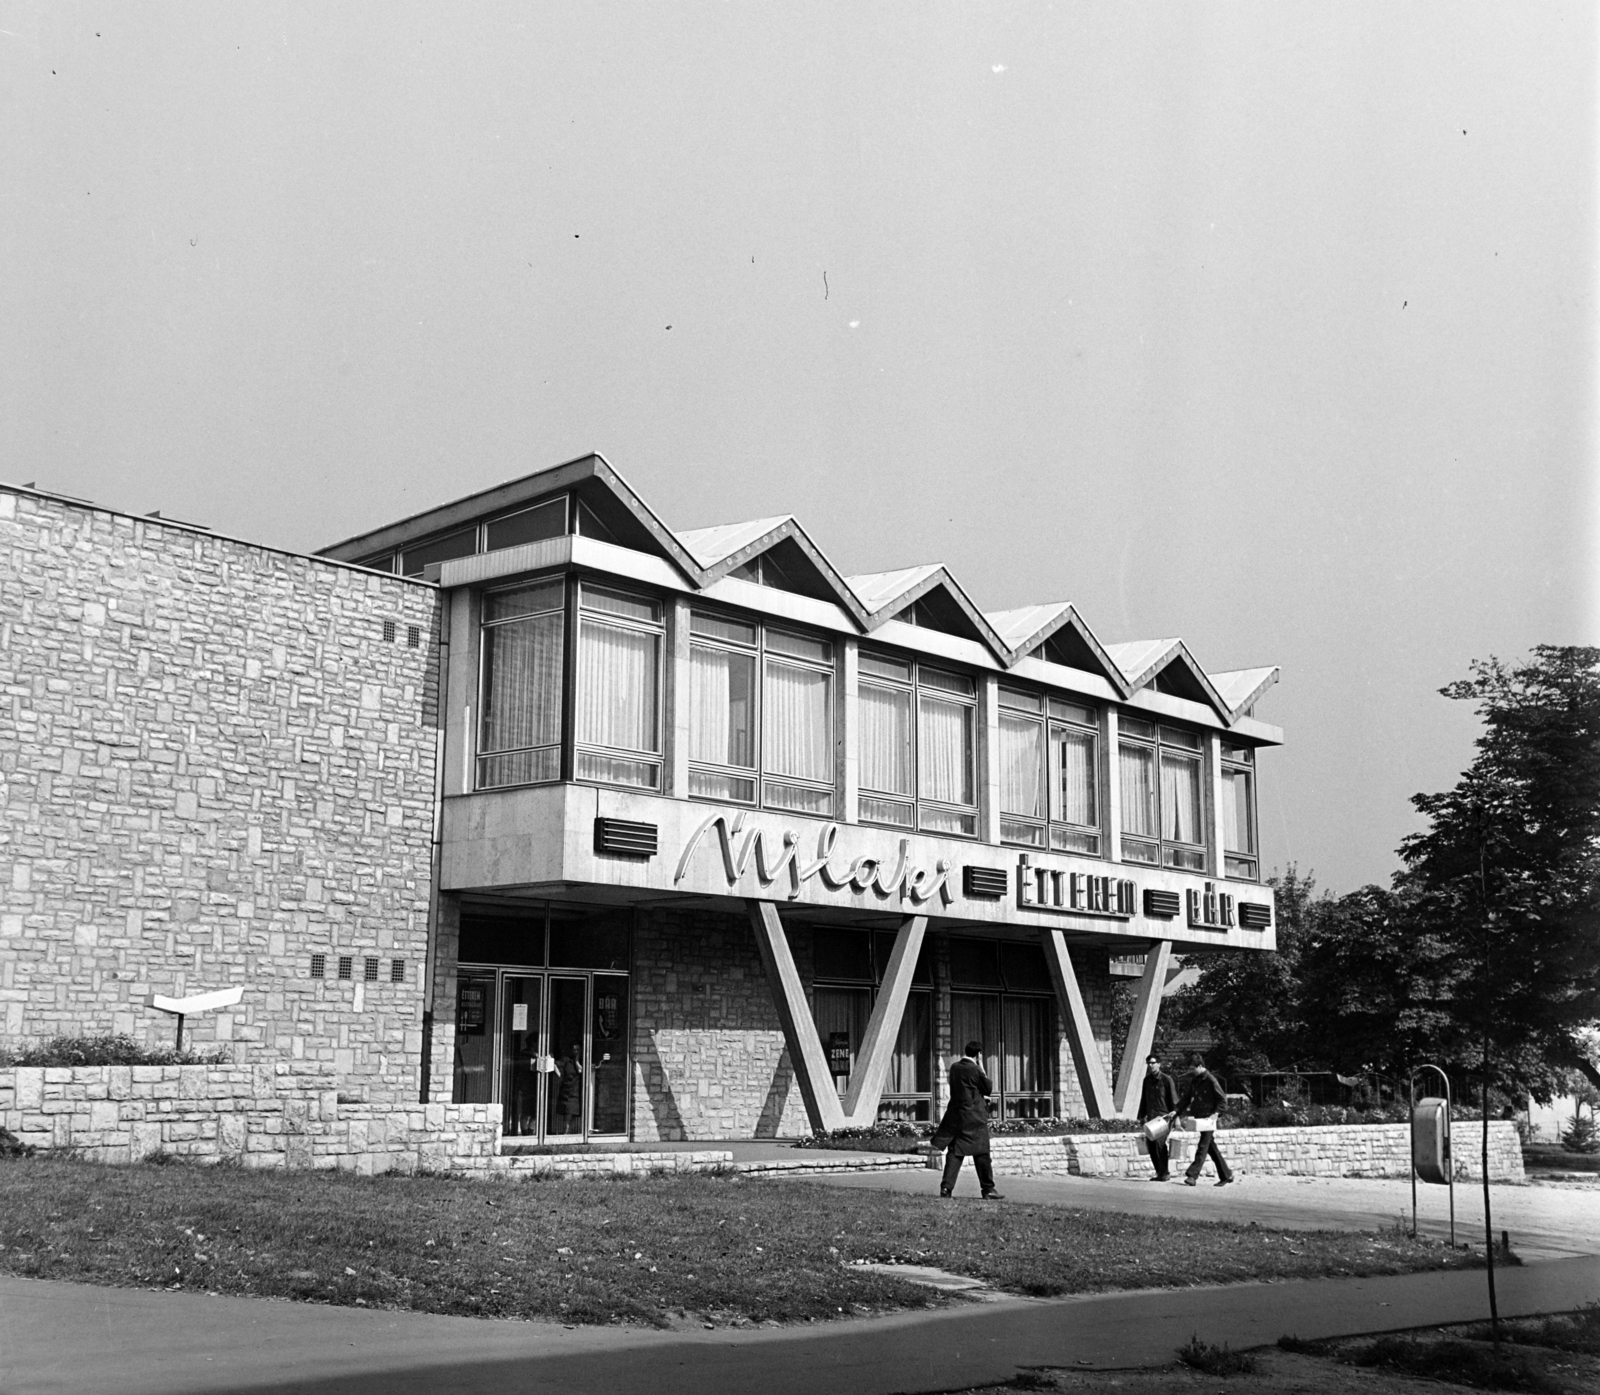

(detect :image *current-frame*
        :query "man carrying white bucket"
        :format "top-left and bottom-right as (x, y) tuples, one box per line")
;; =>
(1137, 1054), (1179, 1181)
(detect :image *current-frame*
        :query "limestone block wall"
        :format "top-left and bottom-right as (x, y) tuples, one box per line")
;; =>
(0, 489), (441, 1103)
(630, 905), (809, 1141)
(0, 1063), (498, 1174)
(961, 1121), (1526, 1183)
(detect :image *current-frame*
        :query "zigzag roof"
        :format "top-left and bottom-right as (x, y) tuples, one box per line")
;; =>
(318, 453), (1277, 735)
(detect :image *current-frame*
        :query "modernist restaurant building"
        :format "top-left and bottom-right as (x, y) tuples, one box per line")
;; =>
(0, 455), (1280, 1145)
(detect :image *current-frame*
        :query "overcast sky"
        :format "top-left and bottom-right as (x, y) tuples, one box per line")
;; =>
(4, 3), (1594, 895)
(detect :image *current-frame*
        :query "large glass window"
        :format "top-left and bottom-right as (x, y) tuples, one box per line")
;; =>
(1119, 719), (1207, 871)
(1221, 743), (1258, 880)
(688, 612), (835, 815)
(949, 937), (1055, 1120)
(478, 579), (566, 789)
(859, 654), (977, 837)
(576, 584), (663, 790)
(999, 689), (1102, 854)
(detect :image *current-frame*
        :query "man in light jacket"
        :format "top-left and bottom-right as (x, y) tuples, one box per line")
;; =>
(931, 1041), (1003, 1199)
(1137, 1054), (1179, 1181)
(1175, 1060), (1234, 1187)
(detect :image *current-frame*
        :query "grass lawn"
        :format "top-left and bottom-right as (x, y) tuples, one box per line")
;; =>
(0, 1155), (1479, 1329)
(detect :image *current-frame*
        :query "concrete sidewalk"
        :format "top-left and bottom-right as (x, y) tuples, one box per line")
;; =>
(3, 1254), (1597, 1395)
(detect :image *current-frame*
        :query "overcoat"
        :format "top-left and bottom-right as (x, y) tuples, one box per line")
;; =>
(932, 1057), (992, 1156)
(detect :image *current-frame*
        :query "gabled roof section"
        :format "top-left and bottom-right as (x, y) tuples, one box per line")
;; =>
(849, 566), (1008, 658)
(674, 516), (871, 618)
(1208, 667), (1280, 722)
(986, 603), (1130, 692)
(1105, 639), (1229, 718)
(317, 452), (705, 583)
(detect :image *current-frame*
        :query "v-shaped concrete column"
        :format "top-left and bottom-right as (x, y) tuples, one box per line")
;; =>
(842, 915), (927, 1125)
(747, 900), (847, 1133)
(1042, 929), (1115, 1119)
(1112, 939), (1172, 1117)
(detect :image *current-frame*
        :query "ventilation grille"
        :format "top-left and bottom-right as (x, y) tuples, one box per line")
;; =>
(364, 956), (380, 982)
(310, 953), (326, 979)
(594, 817), (658, 858)
(963, 866), (1009, 900)
(390, 958), (406, 983)
(381, 619), (396, 643)
(407, 625), (421, 648)
(337, 956), (353, 980)
(1239, 902), (1272, 930)
(1143, 889), (1182, 919)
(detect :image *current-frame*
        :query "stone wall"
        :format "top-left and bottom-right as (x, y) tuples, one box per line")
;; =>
(946, 1121), (1526, 1183)
(630, 905), (810, 1141)
(0, 1063), (497, 1174)
(0, 489), (441, 1103)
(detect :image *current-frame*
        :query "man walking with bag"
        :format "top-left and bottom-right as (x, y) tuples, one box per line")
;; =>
(931, 1040), (1003, 1199)
(1175, 1059), (1234, 1187)
(1137, 1054), (1179, 1181)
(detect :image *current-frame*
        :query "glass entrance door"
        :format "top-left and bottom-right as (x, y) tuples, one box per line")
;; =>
(500, 975), (544, 1137)
(545, 976), (588, 1137)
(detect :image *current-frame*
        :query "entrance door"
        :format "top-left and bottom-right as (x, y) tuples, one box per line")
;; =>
(545, 976), (587, 1137)
(500, 975), (544, 1137)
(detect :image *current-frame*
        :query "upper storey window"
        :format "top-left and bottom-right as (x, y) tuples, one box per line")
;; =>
(1119, 718), (1206, 872)
(1221, 743), (1258, 880)
(366, 493), (620, 577)
(859, 654), (977, 838)
(478, 580), (565, 788)
(576, 584), (663, 790)
(998, 689), (1101, 855)
(689, 611), (835, 815)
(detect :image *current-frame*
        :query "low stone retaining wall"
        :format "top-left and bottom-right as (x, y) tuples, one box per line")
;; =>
(937, 1121), (1524, 1182)
(501, 1149), (734, 1177)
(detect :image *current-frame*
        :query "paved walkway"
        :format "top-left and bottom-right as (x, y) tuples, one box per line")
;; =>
(794, 1168), (1600, 1262)
(2, 1254), (1597, 1395)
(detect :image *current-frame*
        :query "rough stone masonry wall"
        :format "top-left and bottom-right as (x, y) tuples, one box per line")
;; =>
(0, 489), (441, 1103)
(963, 1121), (1526, 1183)
(630, 905), (810, 1141)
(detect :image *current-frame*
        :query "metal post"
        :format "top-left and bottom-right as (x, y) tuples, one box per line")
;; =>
(1409, 1064), (1454, 1248)
(175, 1013), (185, 1053)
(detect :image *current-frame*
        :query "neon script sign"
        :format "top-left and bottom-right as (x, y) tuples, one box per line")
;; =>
(675, 811), (954, 906)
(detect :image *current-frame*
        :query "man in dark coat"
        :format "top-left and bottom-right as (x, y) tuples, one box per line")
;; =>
(1175, 1060), (1234, 1186)
(931, 1040), (1003, 1199)
(1137, 1054), (1179, 1181)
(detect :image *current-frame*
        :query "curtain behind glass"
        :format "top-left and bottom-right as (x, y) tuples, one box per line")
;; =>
(950, 994), (999, 1066)
(999, 714), (1044, 819)
(763, 659), (831, 783)
(1054, 728), (1096, 826)
(578, 620), (657, 753)
(859, 682), (912, 794)
(689, 644), (754, 768)
(812, 987), (870, 1095)
(888, 992), (931, 1095)
(1223, 768), (1254, 853)
(482, 613), (563, 754)
(1119, 743), (1157, 836)
(1161, 753), (1201, 844)
(1002, 997), (1053, 1096)
(918, 695), (973, 805)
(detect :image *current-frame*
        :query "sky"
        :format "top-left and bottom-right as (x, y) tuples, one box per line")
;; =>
(3, 3), (1595, 895)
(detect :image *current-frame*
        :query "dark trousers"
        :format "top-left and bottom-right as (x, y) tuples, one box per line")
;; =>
(1144, 1135), (1171, 1178)
(941, 1149), (996, 1195)
(1185, 1131), (1233, 1182)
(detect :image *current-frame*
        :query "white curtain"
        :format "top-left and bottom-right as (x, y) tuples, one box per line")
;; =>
(689, 644), (754, 768)
(1055, 728), (1096, 827)
(578, 620), (657, 753)
(918, 695), (973, 805)
(888, 993), (931, 1096)
(1119, 742), (1157, 837)
(1223, 768), (1254, 853)
(998, 714), (1044, 819)
(763, 659), (831, 783)
(482, 613), (563, 754)
(859, 682), (913, 795)
(1161, 753), (1201, 844)
(1002, 997), (1052, 1096)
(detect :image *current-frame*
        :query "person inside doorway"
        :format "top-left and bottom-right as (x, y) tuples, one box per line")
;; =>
(548, 1042), (584, 1135)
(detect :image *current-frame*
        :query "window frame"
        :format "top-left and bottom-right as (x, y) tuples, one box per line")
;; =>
(1118, 718), (1210, 872)
(1220, 743), (1259, 881)
(572, 580), (666, 792)
(857, 652), (980, 839)
(997, 687), (1104, 856)
(476, 574), (568, 791)
(685, 608), (837, 815)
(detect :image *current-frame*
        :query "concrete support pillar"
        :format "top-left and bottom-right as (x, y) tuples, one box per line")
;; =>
(1042, 929), (1114, 1118)
(747, 900), (846, 1133)
(842, 916), (927, 1124)
(1112, 940), (1172, 1117)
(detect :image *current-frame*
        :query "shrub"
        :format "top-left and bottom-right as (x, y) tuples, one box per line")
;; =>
(1561, 1111), (1599, 1155)
(1177, 1335), (1257, 1375)
(0, 1035), (229, 1068)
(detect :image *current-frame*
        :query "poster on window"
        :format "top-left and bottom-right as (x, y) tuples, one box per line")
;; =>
(511, 1002), (529, 1032)
(596, 993), (620, 1041)
(458, 985), (486, 1034)
(828, 1031), (851, 1076)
